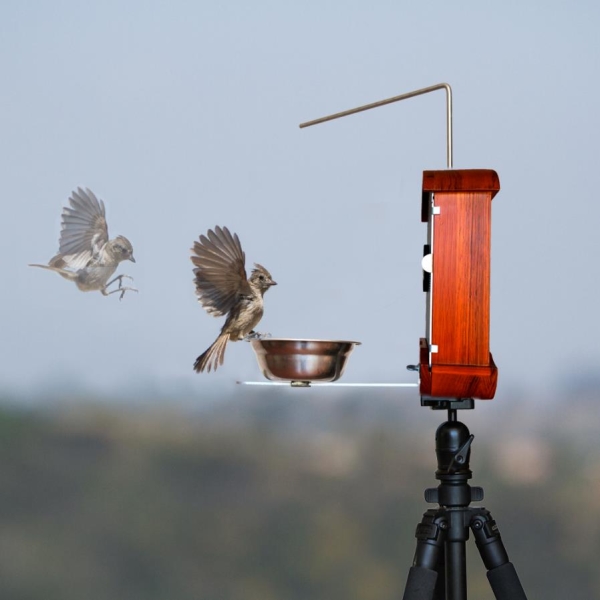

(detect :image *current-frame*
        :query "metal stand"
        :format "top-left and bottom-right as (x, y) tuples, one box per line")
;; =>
(402, 399), (528, 600)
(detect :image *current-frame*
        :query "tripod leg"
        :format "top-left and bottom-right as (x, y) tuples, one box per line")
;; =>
(440, 508), (472, 600)
(471, 511), (528, 600)
(402, 510), (446, 600)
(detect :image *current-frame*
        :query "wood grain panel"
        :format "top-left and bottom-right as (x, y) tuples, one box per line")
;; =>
(432, 192), (491, 366)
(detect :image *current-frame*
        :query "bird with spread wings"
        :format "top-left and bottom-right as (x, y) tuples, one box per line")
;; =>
(30, 187), (137, 300)
(191, 226), (276, 372)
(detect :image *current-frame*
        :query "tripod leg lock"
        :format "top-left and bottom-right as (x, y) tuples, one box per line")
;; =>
(470, 510), (509, 570)
(412, 510), (447, 571)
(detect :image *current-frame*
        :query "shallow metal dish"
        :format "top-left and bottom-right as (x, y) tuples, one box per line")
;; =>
(250, 338), (361, 383)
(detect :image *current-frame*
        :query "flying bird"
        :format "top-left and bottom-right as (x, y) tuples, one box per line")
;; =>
(29, 187), (137, 300)
(191, 226), (276, 372)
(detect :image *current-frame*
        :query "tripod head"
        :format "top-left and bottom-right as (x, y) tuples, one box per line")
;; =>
(420, 397), (484, 507)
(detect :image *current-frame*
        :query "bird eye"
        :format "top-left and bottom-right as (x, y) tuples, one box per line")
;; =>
(259, 274), (265, 280)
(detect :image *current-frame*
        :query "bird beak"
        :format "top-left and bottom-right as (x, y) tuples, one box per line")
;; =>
(129, 256), (136, 263)
(270, 280), (277, 286)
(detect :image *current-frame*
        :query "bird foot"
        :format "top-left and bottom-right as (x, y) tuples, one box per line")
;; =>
(104, 285), (138, 300)
(244, 331), (272, 341)
(104, 274), (137, 299)
(106, 274), (134, 289)
(118, 286), (138, 301)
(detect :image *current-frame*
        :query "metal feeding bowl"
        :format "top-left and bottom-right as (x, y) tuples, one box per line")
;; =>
(250, 338), (361, 384)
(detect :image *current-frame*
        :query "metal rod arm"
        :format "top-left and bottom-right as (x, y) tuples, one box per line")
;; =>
(299, 82), (453, 168)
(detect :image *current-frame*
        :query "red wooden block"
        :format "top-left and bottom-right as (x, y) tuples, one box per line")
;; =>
(419, 170), (500, 400)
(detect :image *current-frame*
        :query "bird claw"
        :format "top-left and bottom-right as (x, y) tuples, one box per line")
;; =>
(117, 275), (134, 288)
(244, 331), (271, 341)
(118, 287), (138, 301)
(104, 274), (137, 299)
(106, 273), (134, 289)
(104, 284), (138, 300)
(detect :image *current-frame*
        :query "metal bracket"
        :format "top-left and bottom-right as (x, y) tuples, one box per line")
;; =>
(431, 192), (441, 215)
(299, 82), (454, 169)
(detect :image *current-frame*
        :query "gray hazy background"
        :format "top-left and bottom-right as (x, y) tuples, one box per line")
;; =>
(2, 0), (599, 405)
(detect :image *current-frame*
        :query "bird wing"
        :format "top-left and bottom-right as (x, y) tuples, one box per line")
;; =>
(48, 187), (109, 270)
(191, 226), (251, 316)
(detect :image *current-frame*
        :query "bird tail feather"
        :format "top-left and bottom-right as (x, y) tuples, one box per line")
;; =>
(28, 264), (77, 281)
(194, 334), (229, 373)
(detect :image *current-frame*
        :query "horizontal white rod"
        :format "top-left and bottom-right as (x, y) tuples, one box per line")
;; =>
(236, 382), (418, 387)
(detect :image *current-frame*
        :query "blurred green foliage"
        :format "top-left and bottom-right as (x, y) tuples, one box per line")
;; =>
(0, 390), (599, 599)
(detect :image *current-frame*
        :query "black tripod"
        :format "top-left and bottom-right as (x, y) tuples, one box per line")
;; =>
(402, 398), (527, 600)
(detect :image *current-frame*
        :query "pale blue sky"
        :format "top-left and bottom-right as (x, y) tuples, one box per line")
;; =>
(1, 1), (599, 402)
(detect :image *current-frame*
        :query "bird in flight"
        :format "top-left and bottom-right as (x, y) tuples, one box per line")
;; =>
(29, 187), (137, 300)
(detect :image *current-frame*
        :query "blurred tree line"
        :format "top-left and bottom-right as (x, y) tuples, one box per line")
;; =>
(0, 386), (599, 599)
